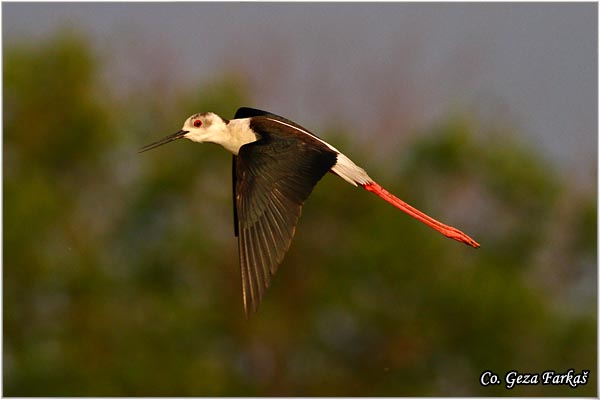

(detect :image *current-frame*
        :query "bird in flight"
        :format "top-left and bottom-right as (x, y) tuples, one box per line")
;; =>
(140, 107), (480, 316)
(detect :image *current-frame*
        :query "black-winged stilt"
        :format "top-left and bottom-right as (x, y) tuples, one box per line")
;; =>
(140, 107), (480, 316)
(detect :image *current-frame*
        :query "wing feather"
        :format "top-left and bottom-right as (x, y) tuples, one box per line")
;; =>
(234, 116), (337, 315)
(255, 218), (273, 285)
(240, 228), (254, 309)
(251, 223), (268, 290)
(257, 217), (277, 276)
(238, 229), (249, 312)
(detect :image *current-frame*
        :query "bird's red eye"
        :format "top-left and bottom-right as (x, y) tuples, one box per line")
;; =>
(193, 119), (202, 128)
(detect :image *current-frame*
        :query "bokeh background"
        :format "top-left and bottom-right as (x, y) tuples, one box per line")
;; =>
(3, 2), (597, 396)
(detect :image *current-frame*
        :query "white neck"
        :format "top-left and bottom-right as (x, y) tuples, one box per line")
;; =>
(219, 119), (258, 155)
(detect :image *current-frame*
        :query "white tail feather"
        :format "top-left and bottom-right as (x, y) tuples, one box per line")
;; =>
(332, 153), (372, 186)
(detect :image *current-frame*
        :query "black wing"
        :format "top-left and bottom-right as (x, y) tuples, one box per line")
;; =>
(235, 107), (316, 135)
(234, 117), (337, 316)
(232, 155), (239, 237)
(232, 107), (321, 238)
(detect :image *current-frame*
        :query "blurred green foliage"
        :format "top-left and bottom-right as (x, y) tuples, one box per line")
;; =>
(4, 31), (596, 396)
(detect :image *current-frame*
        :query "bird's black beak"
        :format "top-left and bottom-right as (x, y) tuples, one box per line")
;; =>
(138, 130), (189, 153)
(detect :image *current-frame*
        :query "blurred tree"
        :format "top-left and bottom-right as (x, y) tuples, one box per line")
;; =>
(4, 31), (596, 396)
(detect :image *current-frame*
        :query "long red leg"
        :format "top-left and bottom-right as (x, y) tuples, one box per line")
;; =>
(362, 182), (480, 248)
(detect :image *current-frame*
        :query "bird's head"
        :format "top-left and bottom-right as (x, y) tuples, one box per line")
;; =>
(183, 112), (229, 144)
(139, 112), (228, 153)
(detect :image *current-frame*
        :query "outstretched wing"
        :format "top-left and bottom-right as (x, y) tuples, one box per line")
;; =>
(232, 107), (323, 237)
(234, 117), (337, 316)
